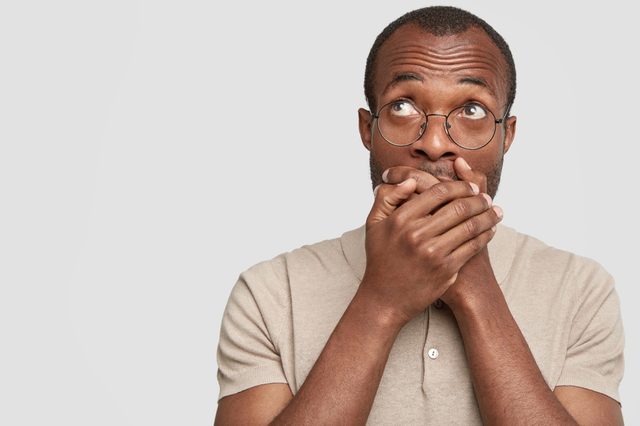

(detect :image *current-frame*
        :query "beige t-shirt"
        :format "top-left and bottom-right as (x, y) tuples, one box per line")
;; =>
(217, 224), (624, 424)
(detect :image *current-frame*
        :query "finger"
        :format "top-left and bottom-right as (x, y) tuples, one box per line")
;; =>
(454, 157), (488, 194)
(438, 203), (503, 254)
(425, 193), (493, 236)
(395, 180), (479, 221)
(367, 179), (418, 225)
(383, 166), (440, 194)
(447, 226), (498, 270)
(406, 192), (421, 203)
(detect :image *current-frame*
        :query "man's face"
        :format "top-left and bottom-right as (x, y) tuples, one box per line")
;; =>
(358, 25), (517, 198)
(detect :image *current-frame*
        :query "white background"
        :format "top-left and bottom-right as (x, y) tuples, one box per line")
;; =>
(0, 1), (637, 424)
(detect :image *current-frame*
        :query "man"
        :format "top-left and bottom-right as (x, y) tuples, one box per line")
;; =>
(215, 6), (624, 425)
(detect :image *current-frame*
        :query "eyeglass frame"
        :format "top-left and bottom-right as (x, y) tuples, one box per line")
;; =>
(371, 99), (512, 151)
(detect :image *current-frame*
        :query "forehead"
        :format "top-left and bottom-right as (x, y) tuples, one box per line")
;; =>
(373, 24), (509, 105)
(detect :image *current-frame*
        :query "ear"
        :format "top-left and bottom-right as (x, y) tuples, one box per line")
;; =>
(502, 115), (517, 154)
(358, 108), (373, 151)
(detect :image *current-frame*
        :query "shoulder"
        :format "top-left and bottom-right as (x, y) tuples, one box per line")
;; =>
(237, 228), (357, 304)
(242, 231), (347, 280)
(498, 225), (617, 320)
(507, 225), (614, 289)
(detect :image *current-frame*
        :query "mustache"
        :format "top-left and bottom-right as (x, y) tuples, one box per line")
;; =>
(417, 162), (459, 181)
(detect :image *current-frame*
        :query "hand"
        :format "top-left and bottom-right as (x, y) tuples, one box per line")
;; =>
(439, 158), (504, 310)
(360, 172), (498, 328)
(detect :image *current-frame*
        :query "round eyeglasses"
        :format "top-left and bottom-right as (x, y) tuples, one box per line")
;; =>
(372, 99), (509, 150)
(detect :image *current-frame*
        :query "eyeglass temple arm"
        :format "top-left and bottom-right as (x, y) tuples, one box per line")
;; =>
(498, 102), (513, 123)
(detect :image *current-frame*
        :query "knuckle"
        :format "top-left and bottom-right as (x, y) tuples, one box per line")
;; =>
(411, 173), (424, 188)
(468, 236), (482, 253)
(377, 183), (392, 197)
(452, 200), (469, 218)
(373, 184), (384, 199)
(429, 183), (449, 200)
(381, 185), (401, 204)
(416, 174), (439, 193)
(406, 229), (421, 247)
(394, 209), (409, 225)
(424, 244), (437, 257)
(464, 217), (478, 235)
(422, 243), (442, 265)
(412, 171), (432, 185)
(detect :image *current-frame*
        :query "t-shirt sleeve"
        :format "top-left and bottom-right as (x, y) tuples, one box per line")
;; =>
(555, 259), (624, 403)
(216, 261), (289, 401)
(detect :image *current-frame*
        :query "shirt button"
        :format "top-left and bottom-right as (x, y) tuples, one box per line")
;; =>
(427, 348), (439, 359)
(434, 299), (444, 309)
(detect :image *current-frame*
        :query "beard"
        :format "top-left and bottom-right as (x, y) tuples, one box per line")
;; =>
(369, 152), (504, 199)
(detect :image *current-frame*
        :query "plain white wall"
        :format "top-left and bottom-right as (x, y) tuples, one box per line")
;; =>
(0, 1), (636, 424)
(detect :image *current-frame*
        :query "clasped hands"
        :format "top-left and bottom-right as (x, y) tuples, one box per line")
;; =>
(361, 157), (503, 327)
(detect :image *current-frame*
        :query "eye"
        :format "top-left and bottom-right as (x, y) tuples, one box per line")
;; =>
(460, 103), (488, 120)
(389, 100), (420, 117)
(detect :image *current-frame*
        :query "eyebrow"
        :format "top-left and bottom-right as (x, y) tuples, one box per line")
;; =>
(383, 72), (424, 94)
(457, 76), (496, 98)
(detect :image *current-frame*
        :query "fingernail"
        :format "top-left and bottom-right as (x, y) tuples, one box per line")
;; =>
(459, 157), (471, 170)
(382, 169), (389, 183)
(491, 225), (497, 232)
(373, 184), (381, 196)
(469, 182), (479, 194)
(493, 205), (503, 220)
(482, 193), (492, 206)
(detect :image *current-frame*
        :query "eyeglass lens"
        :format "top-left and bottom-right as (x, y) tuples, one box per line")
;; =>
(377, 102), (496, 149)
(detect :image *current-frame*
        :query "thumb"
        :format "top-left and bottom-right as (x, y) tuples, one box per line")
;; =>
(367, 178), (417, 225)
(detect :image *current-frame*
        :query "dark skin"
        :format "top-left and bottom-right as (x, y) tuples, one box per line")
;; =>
(215, 24), (623, 425)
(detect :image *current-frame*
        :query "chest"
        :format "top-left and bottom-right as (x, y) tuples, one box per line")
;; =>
(286, 286), (568, 424)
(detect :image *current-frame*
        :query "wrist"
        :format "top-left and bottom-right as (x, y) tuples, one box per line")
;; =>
(351, 283), (407, 335)
(446, 273), (501, 317)
(443, 250), (499, 313)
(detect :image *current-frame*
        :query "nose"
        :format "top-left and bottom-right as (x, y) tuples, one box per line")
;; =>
(410, 114), (457, 161)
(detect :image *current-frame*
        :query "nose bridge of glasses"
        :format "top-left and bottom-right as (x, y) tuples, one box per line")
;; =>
(423, 113), (451, 131)
(416, 112), (453, 149)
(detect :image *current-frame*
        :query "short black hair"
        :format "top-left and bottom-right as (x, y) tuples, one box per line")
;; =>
(364, 6), (516, 116)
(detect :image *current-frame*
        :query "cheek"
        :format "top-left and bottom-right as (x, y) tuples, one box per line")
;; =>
(462, 148), (503, 174)
(371, 142), (404, 167)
